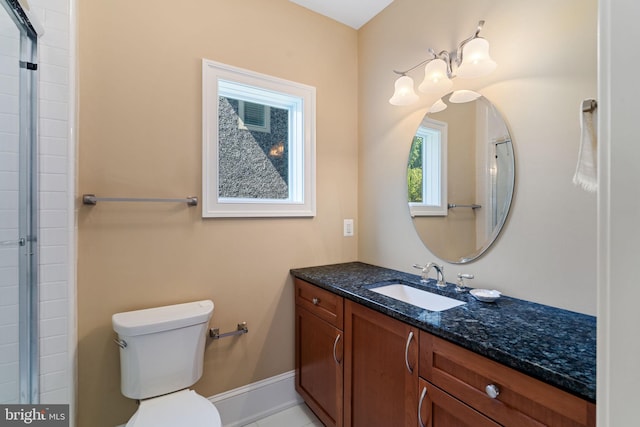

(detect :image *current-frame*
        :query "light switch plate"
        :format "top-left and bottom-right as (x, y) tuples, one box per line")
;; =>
(343, 219), (354, 237)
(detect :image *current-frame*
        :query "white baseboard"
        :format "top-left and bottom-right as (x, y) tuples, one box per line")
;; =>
(209, 370), (303, 427)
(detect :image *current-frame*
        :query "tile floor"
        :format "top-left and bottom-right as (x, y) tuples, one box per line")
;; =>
(242, 403), (323, 427)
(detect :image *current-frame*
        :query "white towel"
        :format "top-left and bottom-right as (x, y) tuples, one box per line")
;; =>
(573, 102), (598, 192)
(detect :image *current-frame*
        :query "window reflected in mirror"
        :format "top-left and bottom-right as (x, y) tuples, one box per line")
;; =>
(408, 118), (448, 216)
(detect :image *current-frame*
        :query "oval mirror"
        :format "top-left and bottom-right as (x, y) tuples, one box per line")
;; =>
(407, 91), (515, 263)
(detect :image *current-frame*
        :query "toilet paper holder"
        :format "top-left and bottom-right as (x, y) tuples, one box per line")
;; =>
(210, 322), (248, 340)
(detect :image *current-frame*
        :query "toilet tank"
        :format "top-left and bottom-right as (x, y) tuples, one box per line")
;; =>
(112, 300), (214, 400)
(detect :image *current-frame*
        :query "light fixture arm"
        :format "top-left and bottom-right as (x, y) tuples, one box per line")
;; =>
(391, 20), (486, 77)
(454, 20), (485, 67)
(392, 52), (437, 76)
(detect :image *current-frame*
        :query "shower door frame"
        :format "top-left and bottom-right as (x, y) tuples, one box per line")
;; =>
(1, 0), (40, 404)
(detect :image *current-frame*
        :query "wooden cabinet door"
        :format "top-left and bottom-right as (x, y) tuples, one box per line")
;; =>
(418, 379), (501, 427)
(344, 300), (418, 427)
(296, 305), (343, 427)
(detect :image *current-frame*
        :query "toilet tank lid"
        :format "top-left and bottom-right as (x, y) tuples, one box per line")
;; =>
(113, 300), (214, 337)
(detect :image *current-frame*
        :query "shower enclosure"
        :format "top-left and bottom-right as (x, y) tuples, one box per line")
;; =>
(0, 0), (40, 404)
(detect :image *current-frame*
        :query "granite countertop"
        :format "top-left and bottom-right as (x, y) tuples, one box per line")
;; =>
(290, 262), (596, 402)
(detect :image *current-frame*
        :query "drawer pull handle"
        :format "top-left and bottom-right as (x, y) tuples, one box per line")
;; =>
(333, 334), (342, 364)
(404, 331), (415, 374)
(418, 386), (428, 427)
(485, 384), (500, 399)
(312, 297), (320, 305)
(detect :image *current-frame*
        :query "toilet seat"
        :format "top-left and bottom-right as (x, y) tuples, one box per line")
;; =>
(126, 389), (221, 427)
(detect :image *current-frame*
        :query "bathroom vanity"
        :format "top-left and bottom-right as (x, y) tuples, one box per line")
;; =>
(291, 262), (596, 427)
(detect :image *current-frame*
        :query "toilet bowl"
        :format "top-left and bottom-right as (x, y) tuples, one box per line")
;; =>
(126, 390), (221, 427)
(113, 300), (221, 427)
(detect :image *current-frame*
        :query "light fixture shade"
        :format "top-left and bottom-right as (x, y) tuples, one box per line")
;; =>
(456, 37), (497, 79)
(428, 98), (447, 113)
(389, 75), (419, 106)
(449, 90), (481, 103)
(418, 59), (453, 94)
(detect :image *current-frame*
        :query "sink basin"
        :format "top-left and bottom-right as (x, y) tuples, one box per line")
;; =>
(370, 284), (466, 312)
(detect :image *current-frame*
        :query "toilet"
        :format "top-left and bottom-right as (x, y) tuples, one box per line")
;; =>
(112, 300), (222, 427)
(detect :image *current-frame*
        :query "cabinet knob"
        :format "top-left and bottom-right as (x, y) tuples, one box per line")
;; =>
(485, 384), (500, 399)
(312, 297), (320, 305)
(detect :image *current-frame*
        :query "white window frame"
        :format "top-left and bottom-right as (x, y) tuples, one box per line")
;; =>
(202, 59), (316, 217)
(409, 118), (448, 217)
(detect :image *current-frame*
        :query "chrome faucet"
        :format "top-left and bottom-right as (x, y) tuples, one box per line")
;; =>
(413, 262), (446, 287)
(456, 273), (474, 293)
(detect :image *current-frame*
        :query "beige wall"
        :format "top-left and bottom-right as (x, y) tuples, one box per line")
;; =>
(358, 0), (597, 314)
(77, 1), (358, 426)
(76, 0), (598, 424)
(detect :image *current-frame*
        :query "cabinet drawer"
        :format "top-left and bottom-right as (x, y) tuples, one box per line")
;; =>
(419, 378), (501, 427)
(420, 332), (595, 427)
(295, 278), (344, 329)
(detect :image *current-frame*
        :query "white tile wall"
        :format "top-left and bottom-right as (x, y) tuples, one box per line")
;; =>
(0, 0), (74, 413)
(29, 0), (74, 408)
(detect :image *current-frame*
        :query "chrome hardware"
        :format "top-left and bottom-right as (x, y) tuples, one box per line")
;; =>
(210, 322), (249, 340)
(404, 331), (415, 374)
(485, 383), (500, 399)
(582, 98), (597, 113)
(82, 194), (198, 207)
(448, 203), (481, 209)
(312, 297), (320, 305)
(0, 238), (26, 246)
(333, 334), (342, 364)
(414, 262), (446, 287)
(113, 338), (127, 349)
(418, 386), (428, 427)
(456, 273), (474, 293)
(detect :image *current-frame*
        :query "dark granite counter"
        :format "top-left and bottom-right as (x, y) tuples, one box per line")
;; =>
(290, 262), (596, 402)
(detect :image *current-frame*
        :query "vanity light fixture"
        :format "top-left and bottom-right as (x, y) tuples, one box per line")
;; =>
(389, 20), (496, 106)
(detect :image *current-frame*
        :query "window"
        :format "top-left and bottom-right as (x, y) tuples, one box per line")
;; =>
(202, 59), (316, 217)
(407, 118), (448, 216)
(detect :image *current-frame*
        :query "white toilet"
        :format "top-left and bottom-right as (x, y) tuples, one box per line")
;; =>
(112, 300), (222, 427)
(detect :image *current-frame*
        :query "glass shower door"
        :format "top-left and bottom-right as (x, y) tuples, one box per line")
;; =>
(0, 0), (39, 404)
(492, 140), (513, 230)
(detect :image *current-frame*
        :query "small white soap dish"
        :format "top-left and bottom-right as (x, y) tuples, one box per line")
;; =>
(470, 289), (501, 303)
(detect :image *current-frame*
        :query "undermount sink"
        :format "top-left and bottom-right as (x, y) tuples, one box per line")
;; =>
(370, 283), (466, 312)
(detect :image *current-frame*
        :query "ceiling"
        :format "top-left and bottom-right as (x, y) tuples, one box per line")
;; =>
(289, 0), (394, 29)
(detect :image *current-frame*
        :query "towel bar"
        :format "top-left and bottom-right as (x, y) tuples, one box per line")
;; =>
(448, 203), (481, 209)
(82, 194), (198, 206)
